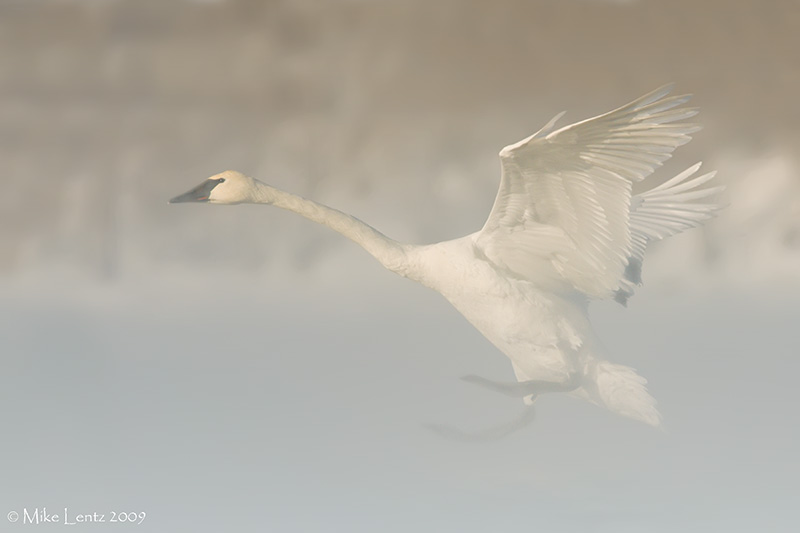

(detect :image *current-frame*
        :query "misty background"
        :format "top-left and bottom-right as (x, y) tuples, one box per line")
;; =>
(1, 0), (798, 531)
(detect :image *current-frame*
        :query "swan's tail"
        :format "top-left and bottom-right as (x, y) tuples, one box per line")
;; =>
(584, 360), (662, 427)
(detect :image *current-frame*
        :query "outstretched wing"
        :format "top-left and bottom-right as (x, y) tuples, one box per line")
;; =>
(614, 162), (722, 304)
(476, 85), (704, 298)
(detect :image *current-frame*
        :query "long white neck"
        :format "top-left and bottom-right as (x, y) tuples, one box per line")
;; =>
(248, 180), (412, 275)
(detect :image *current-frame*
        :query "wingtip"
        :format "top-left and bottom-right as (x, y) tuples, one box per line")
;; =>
(653, 82), (676, 94)
(642, 82), (676, 102)
(629, 83), (693, 113)
(672, 93), (694, 106)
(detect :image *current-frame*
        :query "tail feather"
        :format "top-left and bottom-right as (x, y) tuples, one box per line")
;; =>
(586, 360), (662, 426)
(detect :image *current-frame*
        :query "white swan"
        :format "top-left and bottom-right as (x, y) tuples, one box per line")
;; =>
(171, 85), (722, 429)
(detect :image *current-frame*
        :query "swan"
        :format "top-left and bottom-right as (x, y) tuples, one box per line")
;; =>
(170, 85), (722, 430)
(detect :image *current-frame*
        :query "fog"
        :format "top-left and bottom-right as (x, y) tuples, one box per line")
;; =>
(2, 1), (799, 531)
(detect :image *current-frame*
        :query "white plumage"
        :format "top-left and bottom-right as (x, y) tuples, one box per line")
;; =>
(171, 85), (722, 429)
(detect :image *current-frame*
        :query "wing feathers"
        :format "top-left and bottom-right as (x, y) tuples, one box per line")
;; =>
(615, 163), (724, 303)
(477, 86), (721, 300)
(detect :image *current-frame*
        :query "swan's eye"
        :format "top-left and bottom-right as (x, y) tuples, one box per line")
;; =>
(217, 178), (226, 183)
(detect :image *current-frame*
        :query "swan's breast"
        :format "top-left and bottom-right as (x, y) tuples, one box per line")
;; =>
(409, 237), (587, 362)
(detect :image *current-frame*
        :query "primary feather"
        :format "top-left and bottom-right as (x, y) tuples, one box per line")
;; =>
(479, 84), (705, 300)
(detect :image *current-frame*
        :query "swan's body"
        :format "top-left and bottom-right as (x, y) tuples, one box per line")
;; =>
(171, 85), (722, 428)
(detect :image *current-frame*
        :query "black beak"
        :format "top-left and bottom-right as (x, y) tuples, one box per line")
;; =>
(169, 179), (221, 204)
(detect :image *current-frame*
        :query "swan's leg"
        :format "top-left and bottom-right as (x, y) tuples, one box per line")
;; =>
(423, 404), (537, 442)
(461, 372), (581, 398)
(423, 373), (579, 442)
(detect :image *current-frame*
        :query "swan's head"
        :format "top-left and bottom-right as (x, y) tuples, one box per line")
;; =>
(169, 170), (259, 205)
